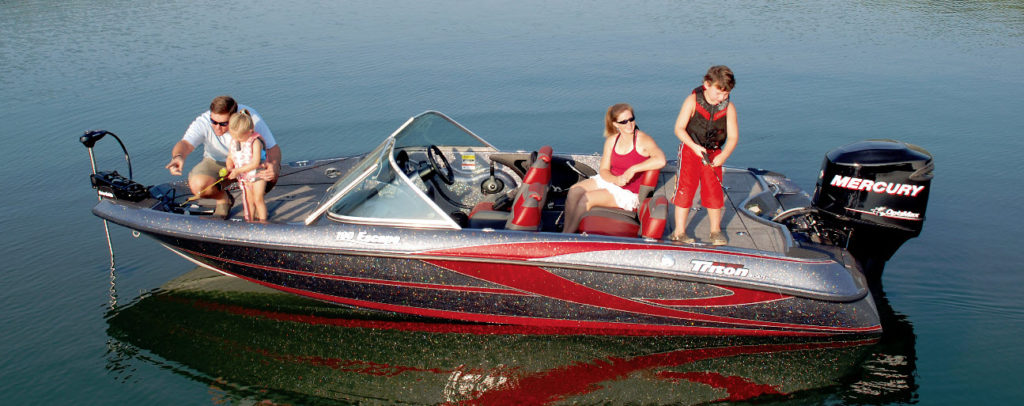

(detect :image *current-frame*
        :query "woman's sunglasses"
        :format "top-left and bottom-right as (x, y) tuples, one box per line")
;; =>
(616, 116), (635, 125)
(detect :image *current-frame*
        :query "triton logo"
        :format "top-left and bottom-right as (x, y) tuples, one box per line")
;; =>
(829, 175), (925, 197)
(689, 260), (750, 277)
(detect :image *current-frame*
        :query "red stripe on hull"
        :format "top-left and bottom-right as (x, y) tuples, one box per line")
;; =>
(181, 247), (527, 296)
(644, 285), (791, 307)
(263, 281), (842, 336)
(171, 247), (880, 336)
(423, 259), (876, 334)
(423, 241), (833, 264)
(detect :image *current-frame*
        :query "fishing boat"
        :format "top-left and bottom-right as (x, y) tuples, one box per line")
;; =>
(84, 111), (933, 336)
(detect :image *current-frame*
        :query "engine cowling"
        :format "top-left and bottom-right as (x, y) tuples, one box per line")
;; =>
(811, 139), (933, 279)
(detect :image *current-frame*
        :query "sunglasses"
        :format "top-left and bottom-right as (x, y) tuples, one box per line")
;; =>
(616, 116), (635, 125)
(210, 118), (230, 127)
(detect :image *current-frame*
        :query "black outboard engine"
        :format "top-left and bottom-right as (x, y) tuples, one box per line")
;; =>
(811, 139), (933, 280)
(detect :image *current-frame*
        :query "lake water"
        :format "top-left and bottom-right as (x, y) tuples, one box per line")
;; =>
(2, 0), (1023, 404)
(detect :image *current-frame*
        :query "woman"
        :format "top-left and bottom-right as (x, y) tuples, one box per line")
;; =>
(562, 103), (666, 233)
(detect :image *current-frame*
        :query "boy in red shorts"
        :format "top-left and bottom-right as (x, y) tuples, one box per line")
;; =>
(668, 66), (738, 245)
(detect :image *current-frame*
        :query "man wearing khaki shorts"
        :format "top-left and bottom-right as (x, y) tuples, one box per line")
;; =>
(165, 96), (281, 218)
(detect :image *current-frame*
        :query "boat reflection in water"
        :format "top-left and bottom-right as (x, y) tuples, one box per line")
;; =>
(105, 267), (916, 405)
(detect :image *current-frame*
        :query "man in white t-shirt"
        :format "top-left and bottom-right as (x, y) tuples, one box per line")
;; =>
(165, 95), (282, 218)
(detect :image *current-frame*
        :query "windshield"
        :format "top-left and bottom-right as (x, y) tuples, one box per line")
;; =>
(306, 111), (493, 228)
(393, 111), (493, 149)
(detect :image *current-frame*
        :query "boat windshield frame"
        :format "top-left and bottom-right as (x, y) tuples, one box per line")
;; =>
(305, 111), (495, 229)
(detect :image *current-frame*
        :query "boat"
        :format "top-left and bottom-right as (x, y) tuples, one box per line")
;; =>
(106, 267), (898, 405)
(83, 110), (933, 336)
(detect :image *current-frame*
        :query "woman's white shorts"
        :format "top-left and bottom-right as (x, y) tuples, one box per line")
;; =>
(592, 175), (640, 211)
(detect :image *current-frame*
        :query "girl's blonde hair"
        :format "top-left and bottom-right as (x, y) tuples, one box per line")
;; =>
(603, 103), (634, 138)
(228, 109), (254, 140)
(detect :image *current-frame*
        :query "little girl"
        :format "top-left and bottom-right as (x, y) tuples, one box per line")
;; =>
(225, 110), (268, 221)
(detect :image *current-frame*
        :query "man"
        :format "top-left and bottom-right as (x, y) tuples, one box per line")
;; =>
(165, 96), (281, 218)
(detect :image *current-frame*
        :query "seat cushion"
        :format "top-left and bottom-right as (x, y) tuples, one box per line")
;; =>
(577, 207), (639, 237)
(468, 201), (510, 229)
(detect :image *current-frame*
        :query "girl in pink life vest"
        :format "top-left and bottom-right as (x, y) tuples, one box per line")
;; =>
(225, 110), (268, 221)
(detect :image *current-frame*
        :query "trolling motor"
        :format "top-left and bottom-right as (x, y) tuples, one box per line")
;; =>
(80, 130), (149, 202)
(80, 129), (151, 273)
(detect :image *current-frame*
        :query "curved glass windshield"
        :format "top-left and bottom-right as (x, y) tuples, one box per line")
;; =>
(310, 111), (490, 229)
(393, 111), (493, 150)
(327, 152), (447, 224)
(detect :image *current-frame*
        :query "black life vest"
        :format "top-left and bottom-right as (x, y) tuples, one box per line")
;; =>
(685, 86), (729, 150)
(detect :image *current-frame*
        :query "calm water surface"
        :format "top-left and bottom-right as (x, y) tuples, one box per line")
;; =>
(2, 0), (1023, 404)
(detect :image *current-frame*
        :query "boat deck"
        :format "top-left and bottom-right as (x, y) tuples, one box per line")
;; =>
(659, 168), (792, 254)
(213, 158), (350, 223)
(203, 160), (792, 255)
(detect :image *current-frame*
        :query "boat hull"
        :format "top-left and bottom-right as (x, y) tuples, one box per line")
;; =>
(151, 231), (880, 337)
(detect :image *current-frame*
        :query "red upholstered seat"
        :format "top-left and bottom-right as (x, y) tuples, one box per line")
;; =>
(638, 195), (669, 239)
(506, 146), (552, 231)
(576, 169), (667, 239)
(468, 146), (553, 231)
(521, 146), (552, 184)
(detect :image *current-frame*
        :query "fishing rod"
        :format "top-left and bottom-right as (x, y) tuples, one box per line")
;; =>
(181, 168), (229, 204)
(702, 151), (759, 251)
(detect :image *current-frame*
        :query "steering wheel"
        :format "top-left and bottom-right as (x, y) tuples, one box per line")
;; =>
(427, 145), (454, 185)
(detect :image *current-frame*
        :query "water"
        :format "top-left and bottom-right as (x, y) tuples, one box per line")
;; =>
(2, 0), (1022, 403)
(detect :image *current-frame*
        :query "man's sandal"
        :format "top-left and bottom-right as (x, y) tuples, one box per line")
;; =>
(212, 193), (235, 219)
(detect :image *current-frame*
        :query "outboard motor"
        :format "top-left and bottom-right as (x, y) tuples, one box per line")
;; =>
(810, 139), (933, 280)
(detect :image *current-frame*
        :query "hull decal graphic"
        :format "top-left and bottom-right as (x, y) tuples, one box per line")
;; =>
(423, 259), (875, 333)
(643, 285), (791, 307)
(178, 247), (527, 296)
(166, 247), (880, 335)
(238, 279), (840, 336)
(424, 241), (833, 264)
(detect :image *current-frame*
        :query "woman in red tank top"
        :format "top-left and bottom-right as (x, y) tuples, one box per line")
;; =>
(562, 103), (666, 233)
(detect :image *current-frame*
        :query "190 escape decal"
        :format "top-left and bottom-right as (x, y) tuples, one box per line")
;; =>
(829, 175), (925, 197)
(335, 231), (401, 245)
